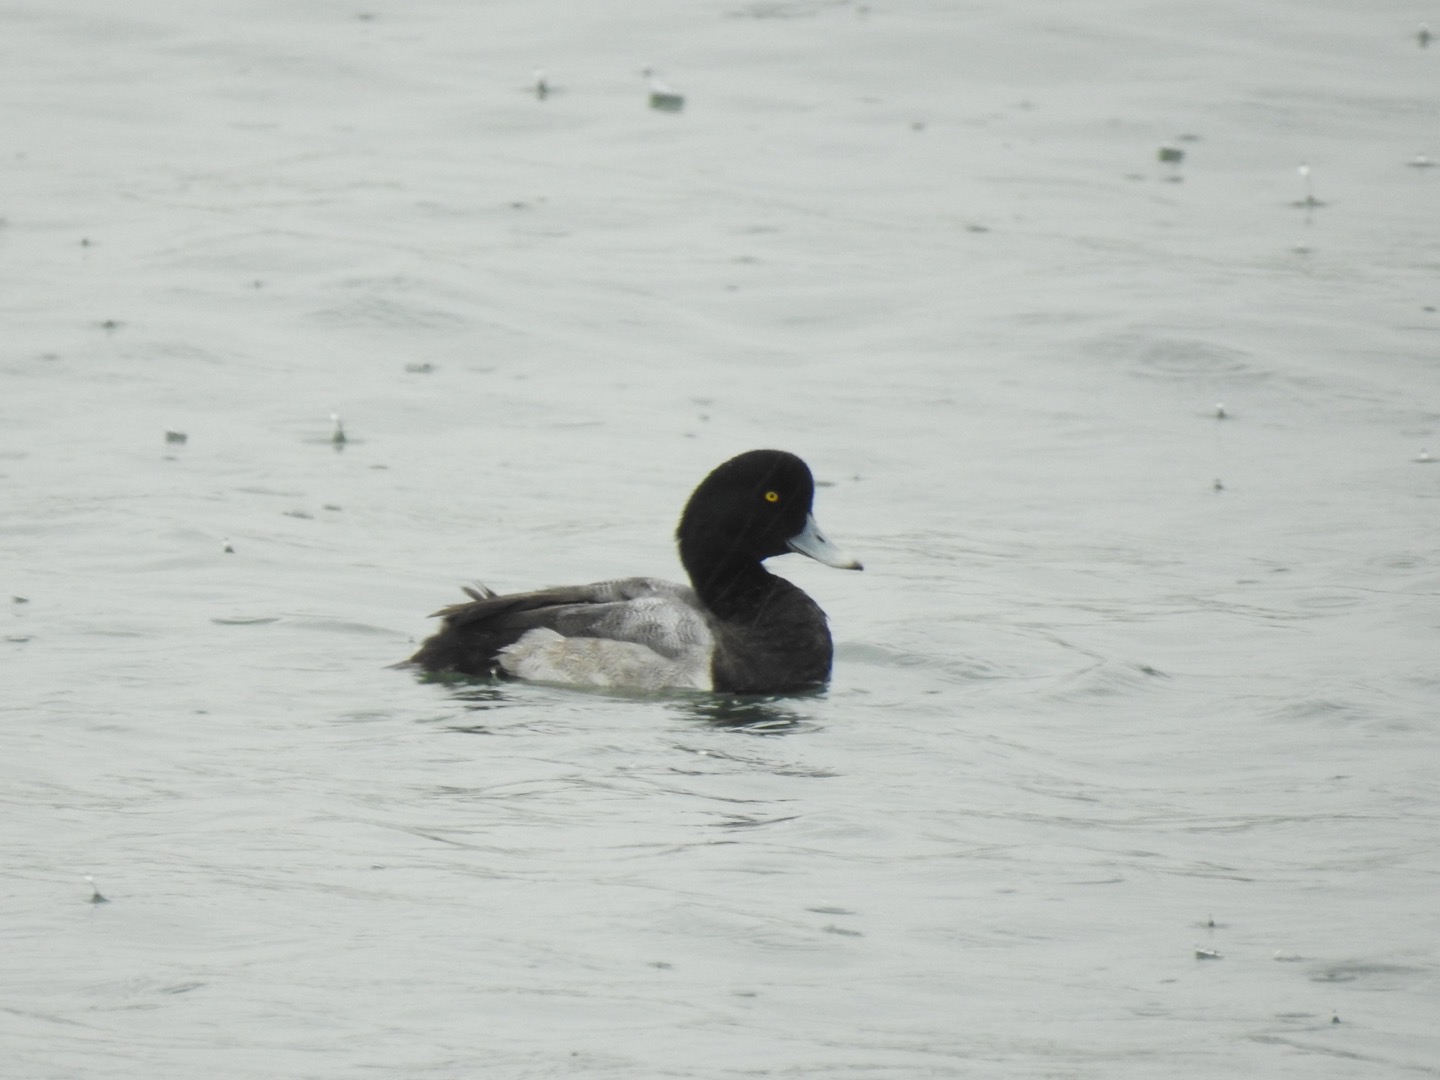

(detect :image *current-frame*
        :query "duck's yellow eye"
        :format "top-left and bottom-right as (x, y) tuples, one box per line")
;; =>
(764, 490), (780, 503)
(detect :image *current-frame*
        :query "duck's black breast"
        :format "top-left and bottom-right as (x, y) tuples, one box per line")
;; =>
(706, 575), (834, 694)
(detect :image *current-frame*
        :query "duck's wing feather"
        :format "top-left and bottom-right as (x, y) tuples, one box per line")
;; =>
(408, 577), (713, 679)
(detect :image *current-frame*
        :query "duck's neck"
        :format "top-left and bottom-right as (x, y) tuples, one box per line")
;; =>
(682, 548), (777, 620)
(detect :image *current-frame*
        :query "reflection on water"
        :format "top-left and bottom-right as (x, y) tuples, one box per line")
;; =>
(418, 673), (820, 736)
(411, 676), (511, 733)
(670, 693), (820, 735)
(443, 683), (509, 711)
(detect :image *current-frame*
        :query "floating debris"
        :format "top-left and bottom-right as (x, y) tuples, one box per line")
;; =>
(1293, 163), (1325, 209)
(1156, 144), (1185, 183)
(645, 71), (685, 112)
(86, 874), (109, 905)
(404, 362), (436, 374)
(164, 429), (188, 445)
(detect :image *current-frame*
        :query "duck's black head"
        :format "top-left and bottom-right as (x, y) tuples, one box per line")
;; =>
(676, 450), (860, 593)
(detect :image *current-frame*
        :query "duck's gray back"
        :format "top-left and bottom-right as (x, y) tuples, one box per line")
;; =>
(496, 578), (715, 690)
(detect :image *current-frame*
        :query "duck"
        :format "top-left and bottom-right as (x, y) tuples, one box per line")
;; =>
(405, 449), (862, 693)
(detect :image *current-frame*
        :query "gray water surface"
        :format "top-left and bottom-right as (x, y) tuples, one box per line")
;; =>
(3, 1), (1438, 1077)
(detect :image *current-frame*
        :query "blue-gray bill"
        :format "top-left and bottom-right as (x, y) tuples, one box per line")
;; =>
(787, 513), (863, 571)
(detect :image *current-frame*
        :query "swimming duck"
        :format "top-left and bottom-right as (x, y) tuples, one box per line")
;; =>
(406, 449), (862, 693)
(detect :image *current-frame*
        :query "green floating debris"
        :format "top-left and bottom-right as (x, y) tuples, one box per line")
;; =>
(86, 875), (109, 904)
(643, 68), (684, 112)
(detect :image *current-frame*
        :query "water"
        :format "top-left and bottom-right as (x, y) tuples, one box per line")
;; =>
(3, 1), (1438, 1076)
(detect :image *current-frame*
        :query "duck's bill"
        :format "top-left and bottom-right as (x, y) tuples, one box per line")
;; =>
(788, 513), (863, 570)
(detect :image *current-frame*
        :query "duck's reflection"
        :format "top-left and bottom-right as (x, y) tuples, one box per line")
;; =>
(671, 693), (820, 734)
(416, 675), (821, 737)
